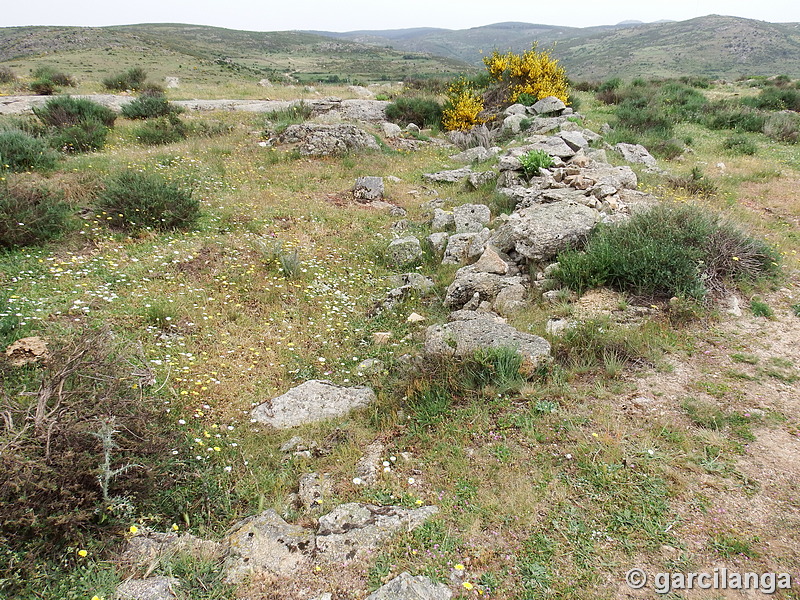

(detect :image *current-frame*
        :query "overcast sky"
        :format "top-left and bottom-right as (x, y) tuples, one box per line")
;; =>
(2, 0), (798, 31)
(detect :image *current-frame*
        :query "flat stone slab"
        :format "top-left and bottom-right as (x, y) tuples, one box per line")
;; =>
(366, 572), (452, 600)
(251, 380), (376, 428)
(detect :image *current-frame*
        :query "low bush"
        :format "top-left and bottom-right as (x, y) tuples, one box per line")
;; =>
(615, 96), (674, 137)
(0, 66), (17, 84)
(33, 96), (116, 129)
(722, 134), (757, 155)
(48, 119), (109, 153)
(101, 67), (147, 92)
(668, 166), (718, 196)
(32, 65), (76, 88)
(0, 129), (60, 172)
(763, 112), (800, 143)
(0, 329), (186, 594)
(385, 97), (443, 128)
(554, 203), (778, 299)
(743, 86), (800, 112)
(121, 93), (181, 120)
(702, 101), (766, 132)
(98, 170), (199, 230)
(0, 178), (73, 247)
(132, 114), (187, 145)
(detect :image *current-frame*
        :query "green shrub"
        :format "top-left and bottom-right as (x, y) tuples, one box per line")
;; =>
(743, 86), (800, 112)
(98, 170), (199, 230)
(32, 65), (75, 88)
(763, 112), (800, 143)
(0, 130), (59, 172)
(101, 67), (147, 91)
(519, 149), (554, 177)
(596, 78), (623, 104)
(29, 79), (56, 95)
(121, 93), (181, 120)
(0, 179), (72, 247)
(615, 96), (674, 137)
(385, 97), (443, 128)
(702, 101), (766, 132)
(750, 298), (774, 318)
(554, 204), (778, 299)
(722, 134), (757, 155)
(48, 119), (109, 153)
(33, 96), (116, 128)
(668, 166), (717, 196)
(132, 115), (187, 145)
(658, 82), (708, 122)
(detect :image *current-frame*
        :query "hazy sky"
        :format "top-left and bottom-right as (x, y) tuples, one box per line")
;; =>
(2, 0), (799, 31)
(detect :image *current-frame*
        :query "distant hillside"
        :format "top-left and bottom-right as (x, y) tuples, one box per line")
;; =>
(313, 15), (800, 79)
(0, 24), (471, 84)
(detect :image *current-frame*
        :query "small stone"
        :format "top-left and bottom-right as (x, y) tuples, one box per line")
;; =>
(407, 312), (426, 324)
(471, 246), (508, 275)
(385, 236), (422, 266)
(357, 358), (385, 376)
(5, 336), (48, 366)
(354, 176), (384, 202)
(115, 576), (180, 600)
(372, 332), (392, 345)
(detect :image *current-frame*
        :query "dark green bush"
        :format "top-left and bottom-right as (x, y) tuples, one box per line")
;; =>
(101, 67), (147, 91)
(596, 78), (623, 104)
(658, 82), (708, 122)
(615, 96), (674, 137)
(98, 170), (199, 230)
(48, 119), (109, 153)
(29, 79), (56, 95)
(121, 93), (181, 120)
(132, 114), (187, 145)
(668, 166), (717, 197)
(722, 134), (757, 155)
(0, 179), (72, 247)
(554, 204), (778, 299)
(385, 96), (443, 128)
(33, 96), (116, 128)
(0, 130), (59, 172)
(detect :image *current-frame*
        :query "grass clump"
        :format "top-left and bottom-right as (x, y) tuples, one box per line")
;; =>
(0, 129), (60, 172)
(554, 204), (779, 299)
(264, 101), (313, 134)
(519, 149), (554, 178)
(102, 67), (147, 92)
(722, 134), (757, 156)
(121, 92), (182, 120)
(0, 178), (73, 247)
(29, 65), (76, 95)
(762, 112), (800, 144)
(98, 170), (199, 231)
(48, 119), (110, 153)
(0, 66), (17, 84)
(385, 97), (443, 128)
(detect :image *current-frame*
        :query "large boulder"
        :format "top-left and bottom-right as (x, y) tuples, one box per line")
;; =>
(443, 265), (526, 309)
(615, 142), (657, 167)
(315, 503), (439, 562)
(278, 123), (380, 156)
(366, 572), (452, 600)
(222, 510), (315, 583)
(441, 230), (489, 265)
(354, 176), (384, 201)
(453, 203), (491, 233)
(424, 311), (550, 366)
(251, 380), (376, 429)
(423, 167), (472, 183)
(489, 201), (600, 262)
(531, 96), (566, 116)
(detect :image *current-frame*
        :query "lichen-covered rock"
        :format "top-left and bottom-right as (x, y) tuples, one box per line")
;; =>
(366, 572), (452, 600)
(222, 510), (315, 582)
(315, 503), (439, 562)
(443, 265), (526, 309)
(251, 380), (376, 429)
(453, 203), (491, 233)
(615, 142), (657, 166)
(431, 208), (455, 232)
(489, 201), (600, 262)
(115, 577), (180, 600)
(441, 230), (489, 265)
(423, 167), (472, 183)
(424, 311), (550, 366)
(531, 96), (566, 116)
(354, 176), (384, 201)
(386, 236), (423, 266)
(278, 123), (380, 156)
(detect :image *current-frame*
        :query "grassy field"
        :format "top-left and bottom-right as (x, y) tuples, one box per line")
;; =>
(1, 79), (799, 600)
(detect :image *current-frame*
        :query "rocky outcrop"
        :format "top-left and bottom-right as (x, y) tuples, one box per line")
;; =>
(366, 572), (452, 600)
(278, 123), (380, 156)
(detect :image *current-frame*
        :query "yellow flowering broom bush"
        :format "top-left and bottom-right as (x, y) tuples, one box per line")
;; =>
(483, 43), (569, 105)
(442, 78), (486, 132)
